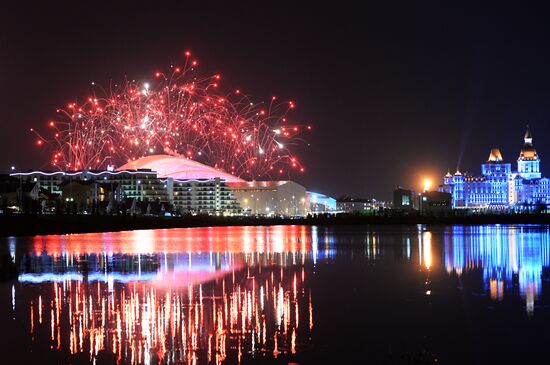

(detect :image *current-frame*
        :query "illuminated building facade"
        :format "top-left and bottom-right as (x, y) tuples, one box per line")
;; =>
(227, 181), (307, 216)
(165, 177), (239, 215)
(306, 191), (336, 214)
(392, 187), (419, 211)
(10, 169), (170, 204)
(440, 128), (550, 209)
(337, 196), (386, 213)
(8, 155), (314, 216)
(7, 170), (311, 216)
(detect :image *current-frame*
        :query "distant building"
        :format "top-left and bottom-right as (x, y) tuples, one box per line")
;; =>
(337, 196), (383, 213)
(227, 181), (307, 216)
(392, 187), (419, 210)
(0, 175), (40, 206)
(0, 175), (23, 207)
(306, 191), (336, 214)
(58, 180), (123, 207)
(440, 128), (550, 210)
(419, 191), (452, 213)
(11, 170), (170, 205)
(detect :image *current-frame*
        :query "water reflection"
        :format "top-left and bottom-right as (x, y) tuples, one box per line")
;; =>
(30, 262), (313, 364)
(3, 225), (550, 363)
(444, 225), (550, 314)
(12, 226), (326, 364)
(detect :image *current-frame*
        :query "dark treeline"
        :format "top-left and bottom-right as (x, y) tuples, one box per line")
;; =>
(2, 212), (550, 237)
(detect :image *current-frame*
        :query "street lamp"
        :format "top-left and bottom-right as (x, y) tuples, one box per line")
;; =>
(12, 166), (23, 212)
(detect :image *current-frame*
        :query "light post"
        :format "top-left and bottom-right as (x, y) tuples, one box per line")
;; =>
(12, 166), (23, 212)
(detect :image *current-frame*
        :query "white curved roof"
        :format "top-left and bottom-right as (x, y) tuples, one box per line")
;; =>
(117, 155), (245, 182)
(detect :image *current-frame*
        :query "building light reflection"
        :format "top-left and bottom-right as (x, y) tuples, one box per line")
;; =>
(444, 226), (550, 315)
(15, 226), (324, 364)
(422, 232), (432, 270)
(9, 224), (549, 362)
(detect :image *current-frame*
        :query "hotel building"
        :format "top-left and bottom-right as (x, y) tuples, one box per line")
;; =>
(440, 128), (550, 209)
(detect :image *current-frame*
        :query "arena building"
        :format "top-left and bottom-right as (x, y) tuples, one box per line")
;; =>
(117, 155), (244, 182)
(440, 128), (550, 210)
(119, 155), (308, 215)
(9, 154), (310, 216)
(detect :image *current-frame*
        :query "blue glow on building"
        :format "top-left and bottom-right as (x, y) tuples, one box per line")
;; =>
(306, 191), (336, 213)
(440, 128), (550, 209)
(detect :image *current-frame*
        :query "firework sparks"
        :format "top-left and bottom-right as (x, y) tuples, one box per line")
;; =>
(34, 51), (310, 179)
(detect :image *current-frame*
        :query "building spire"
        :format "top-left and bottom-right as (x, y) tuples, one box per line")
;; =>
(518, 125), (538, 163)
(524, 125), (533, 146)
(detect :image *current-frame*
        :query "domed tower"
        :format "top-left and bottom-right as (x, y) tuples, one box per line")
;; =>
(488, 148), (504, 162)
(517, 126), (541, 179)
(482, 147), (511, 176)
(443, 170), (453, 185)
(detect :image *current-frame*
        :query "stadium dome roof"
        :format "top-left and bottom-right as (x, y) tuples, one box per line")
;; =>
(117, 155), (245, 182)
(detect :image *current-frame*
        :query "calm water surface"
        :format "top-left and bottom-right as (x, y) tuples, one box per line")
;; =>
(1, 225), (549, 364)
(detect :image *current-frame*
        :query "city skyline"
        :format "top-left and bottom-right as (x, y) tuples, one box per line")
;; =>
(3, 3), (550, 199)
(4, 5), (550, 362)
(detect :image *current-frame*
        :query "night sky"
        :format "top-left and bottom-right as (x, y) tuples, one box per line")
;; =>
(2, 2), (550, 199)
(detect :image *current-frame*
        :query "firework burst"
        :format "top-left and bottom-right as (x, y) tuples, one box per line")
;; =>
(33, 51), (310, 179)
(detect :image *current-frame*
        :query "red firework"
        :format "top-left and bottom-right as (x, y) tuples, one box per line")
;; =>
(33, 51), (310, 179)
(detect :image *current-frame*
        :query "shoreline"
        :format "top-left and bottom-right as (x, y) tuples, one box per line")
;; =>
(1, 214), (550, 237)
